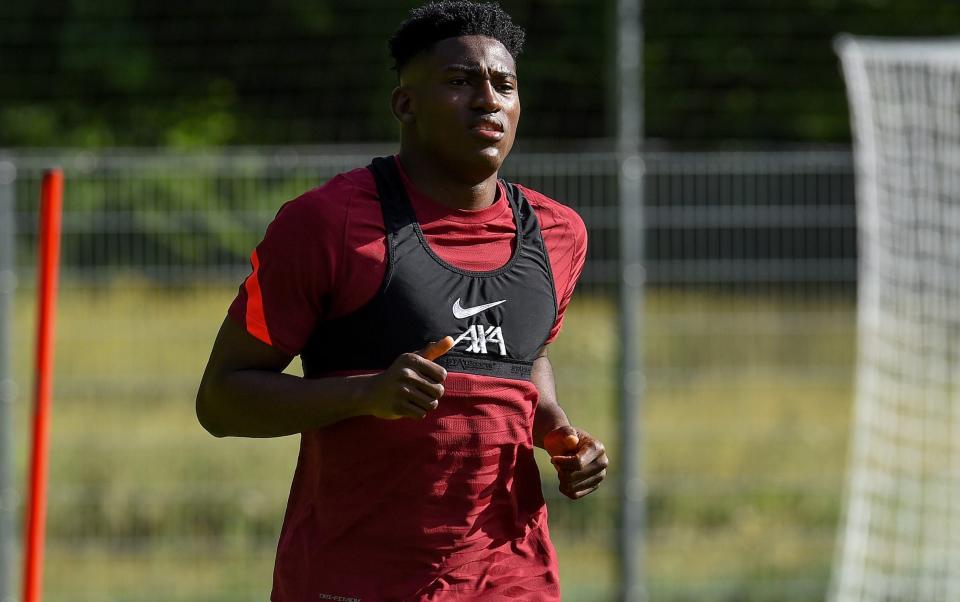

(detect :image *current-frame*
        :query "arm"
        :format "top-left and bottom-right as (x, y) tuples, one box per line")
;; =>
(531, 353), (571, 448)
(532, 348), (609, 500)
(196, 317), (449, 438)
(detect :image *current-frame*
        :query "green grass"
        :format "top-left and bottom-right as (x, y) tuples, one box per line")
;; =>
(10, 285), (856, 601)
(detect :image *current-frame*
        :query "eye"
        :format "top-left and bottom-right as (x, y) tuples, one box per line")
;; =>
(497, 83), (515, 93)
(449, 78), (468, 86)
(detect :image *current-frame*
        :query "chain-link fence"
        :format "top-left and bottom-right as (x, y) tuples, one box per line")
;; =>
(4, 147), (855, 601)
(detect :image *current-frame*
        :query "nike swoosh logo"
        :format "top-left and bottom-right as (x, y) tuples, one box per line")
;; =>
(452, 298), (507, 319)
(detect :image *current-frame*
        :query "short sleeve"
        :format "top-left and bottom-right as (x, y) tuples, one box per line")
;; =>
(228, 182), (350, 356)
(521, 186), (588, 346)
(545, 211), (587, 344)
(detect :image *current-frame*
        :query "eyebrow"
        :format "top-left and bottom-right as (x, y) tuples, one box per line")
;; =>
(444, 64), (517, 80)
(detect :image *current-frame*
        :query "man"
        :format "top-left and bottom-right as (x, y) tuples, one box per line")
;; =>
(196, 2), (608, 600)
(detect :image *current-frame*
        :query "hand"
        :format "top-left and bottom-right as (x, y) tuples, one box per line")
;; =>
(543, 425), (608, 500)
(359, 337), (453, 420)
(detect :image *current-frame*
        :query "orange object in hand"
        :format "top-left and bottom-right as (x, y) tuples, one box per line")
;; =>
(420, 336), (455, 361)
(559, 433), (580, 450)
(543, 426), (581, 456)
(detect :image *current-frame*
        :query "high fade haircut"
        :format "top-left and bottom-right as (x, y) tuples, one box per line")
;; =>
(388, 1), (525, 74)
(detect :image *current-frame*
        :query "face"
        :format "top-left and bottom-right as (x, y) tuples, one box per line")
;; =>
(393, 35), (521, 180)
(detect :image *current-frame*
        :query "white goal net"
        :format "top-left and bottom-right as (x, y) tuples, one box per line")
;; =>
(832, 36), (960, 602)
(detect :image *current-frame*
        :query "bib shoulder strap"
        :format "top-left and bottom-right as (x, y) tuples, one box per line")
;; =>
(367, 156), (420, 276)
(501, 180), (543, 244)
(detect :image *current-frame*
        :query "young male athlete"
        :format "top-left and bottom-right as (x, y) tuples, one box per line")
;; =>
(196, 2), (609, 599)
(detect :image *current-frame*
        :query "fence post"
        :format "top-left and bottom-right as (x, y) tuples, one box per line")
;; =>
(616, 0), (646, 600)
(0, 158), (17, 602)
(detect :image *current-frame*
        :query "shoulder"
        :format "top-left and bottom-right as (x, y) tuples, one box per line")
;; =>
(515, 183), (587, 246)
(276, 167), (374, 221)
(266, 166), (377, 237)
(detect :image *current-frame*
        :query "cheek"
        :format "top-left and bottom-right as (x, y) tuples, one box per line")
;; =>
(505, 108), (521, 139)
(421, 92), (464, 118)
(506, 97), (521, 124)
(418, 99), (463, 134)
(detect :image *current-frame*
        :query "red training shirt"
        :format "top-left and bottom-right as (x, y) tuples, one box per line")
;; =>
(228, 157), (587, 601)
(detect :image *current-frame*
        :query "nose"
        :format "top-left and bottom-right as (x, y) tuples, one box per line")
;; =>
(472, 79), (501, 113)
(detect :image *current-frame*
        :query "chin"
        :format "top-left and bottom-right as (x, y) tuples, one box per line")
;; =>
(432, 149), (502, 183)
(477, 146), (506, 166)
(463, 149), (507, 180)
(476, 140), (515, 167)
(426, 137), (514, 182)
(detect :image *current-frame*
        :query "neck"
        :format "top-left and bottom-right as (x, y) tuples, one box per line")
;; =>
(397, 148), (500, 211)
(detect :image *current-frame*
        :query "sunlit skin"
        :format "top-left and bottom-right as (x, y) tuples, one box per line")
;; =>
(391, 35), (521, 210)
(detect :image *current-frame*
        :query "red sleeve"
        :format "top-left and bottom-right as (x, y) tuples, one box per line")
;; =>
(521, 186), (588, 345)
(228, 175), (355, 356)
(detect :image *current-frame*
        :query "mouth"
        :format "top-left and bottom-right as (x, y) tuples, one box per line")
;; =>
(470, 119), (505, 141)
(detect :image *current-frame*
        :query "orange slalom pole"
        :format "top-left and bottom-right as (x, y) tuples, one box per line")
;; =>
(24, 169), (63, 602)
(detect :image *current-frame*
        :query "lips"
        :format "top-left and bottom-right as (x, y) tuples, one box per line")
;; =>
(470, 118), (505, 141)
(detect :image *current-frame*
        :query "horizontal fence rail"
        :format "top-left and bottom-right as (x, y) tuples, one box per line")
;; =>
(6, 148), (856, 289)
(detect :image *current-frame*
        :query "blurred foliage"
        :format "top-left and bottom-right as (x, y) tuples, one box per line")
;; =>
(0, 0), (607, 146)
(0, 0), (960, 148)
(3, 0), (958, 147)
(645, 0), (960, 143)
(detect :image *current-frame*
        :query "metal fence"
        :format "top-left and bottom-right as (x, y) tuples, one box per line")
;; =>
(6, 147), (857, 285)
(3, 147), (856, 601)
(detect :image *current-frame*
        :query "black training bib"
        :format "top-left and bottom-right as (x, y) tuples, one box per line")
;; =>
(300, 156), (557, 381)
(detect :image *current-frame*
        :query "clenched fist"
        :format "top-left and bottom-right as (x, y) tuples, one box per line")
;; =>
(544, 425), (609, 500)
(359, 337), (453, 420)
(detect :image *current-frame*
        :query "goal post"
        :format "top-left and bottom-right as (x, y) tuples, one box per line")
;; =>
(832, 36), (960, 602)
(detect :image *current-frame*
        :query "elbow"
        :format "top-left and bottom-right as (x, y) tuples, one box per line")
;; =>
(195, 380), (229, 438)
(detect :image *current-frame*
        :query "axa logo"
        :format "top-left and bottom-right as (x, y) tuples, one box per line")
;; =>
(451, 297), (507, 356)
(453, 324), (506, 356)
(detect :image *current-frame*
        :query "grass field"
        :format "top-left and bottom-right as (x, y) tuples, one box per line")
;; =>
(10, 284), (855, 601)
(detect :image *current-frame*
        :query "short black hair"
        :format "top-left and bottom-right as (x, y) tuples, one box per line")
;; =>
(389, 1), (525, 73)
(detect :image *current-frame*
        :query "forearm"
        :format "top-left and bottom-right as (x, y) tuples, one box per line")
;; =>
(197, 368), (372, 438)
(531, 355), (571, 448)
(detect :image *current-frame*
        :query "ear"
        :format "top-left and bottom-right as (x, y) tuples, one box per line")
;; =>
(391, 86), (416, 125)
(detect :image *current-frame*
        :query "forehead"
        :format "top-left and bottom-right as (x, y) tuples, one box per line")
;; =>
(417, 35), (516, 74)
